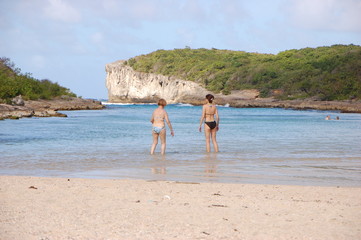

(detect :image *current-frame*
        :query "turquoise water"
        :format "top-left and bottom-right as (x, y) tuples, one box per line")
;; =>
(1, 104), (361, 186)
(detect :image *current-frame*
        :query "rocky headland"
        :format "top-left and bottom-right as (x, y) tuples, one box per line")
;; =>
(106, 60), (208, 104)
(0, 96), (104, 120)
(106, 60), (361, 113)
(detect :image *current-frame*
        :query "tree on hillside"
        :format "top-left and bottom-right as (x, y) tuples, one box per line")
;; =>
(126, 45), (361, 100)
(0, 57), (76, 103)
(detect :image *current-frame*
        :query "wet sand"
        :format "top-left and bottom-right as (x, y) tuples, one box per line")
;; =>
(1, 175), (360, 240)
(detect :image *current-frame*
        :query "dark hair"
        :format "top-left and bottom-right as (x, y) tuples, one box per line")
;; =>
(206, 94), (214, 103)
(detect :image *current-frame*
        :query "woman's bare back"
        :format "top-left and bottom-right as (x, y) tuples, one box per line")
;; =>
(204, 104), (216, 122)
(152, 108), (166, 127)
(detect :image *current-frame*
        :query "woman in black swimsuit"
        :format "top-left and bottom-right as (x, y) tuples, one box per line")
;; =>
(199, 94), (219, 152)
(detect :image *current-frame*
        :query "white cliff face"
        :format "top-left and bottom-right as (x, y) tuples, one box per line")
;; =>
(105, 60), (208, 103)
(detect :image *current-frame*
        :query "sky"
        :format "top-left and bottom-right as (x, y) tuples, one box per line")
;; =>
(1, 0), (360, 99)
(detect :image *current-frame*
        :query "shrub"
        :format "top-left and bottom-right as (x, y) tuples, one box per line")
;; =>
(126, 45), (361, 100)
(0, 57), (76, 102)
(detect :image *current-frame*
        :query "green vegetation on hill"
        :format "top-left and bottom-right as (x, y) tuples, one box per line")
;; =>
(0, 57), (76, 103)
(126, 45), (361, 100)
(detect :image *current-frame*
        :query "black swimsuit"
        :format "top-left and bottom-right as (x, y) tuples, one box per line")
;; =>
(205, 121), (217, 129)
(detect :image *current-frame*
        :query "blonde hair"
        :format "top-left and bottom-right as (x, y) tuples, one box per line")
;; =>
(158, 99), (167, 106)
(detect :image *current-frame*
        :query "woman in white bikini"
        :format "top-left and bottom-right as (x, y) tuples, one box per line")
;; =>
(199, 94), (219, 152)
(150, 99), (174, 155)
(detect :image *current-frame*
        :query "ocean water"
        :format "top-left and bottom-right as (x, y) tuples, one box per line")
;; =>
(1, 103), (361, 186)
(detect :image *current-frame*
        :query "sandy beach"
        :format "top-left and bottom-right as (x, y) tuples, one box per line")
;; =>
(1, 176), (360, 240)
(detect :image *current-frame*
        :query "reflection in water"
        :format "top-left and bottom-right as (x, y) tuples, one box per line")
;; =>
(148, 153), (220, 179)
(203, 153), (219, 178)
(150, 155), (167, 175)
(152, 167), (166, 174)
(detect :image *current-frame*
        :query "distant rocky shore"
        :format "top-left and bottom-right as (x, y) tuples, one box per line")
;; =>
(0, 96), (104, 120)
(170, 96), (361, 113)
(1, 95), (360, 121)
(107, 96), (361, 113)
(217, 97), (361, 113)
(198, 91), (360, 113)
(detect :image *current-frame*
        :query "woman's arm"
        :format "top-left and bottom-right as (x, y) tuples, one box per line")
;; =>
(199, 105), (205, 132)
(215, 107), (220, 130)
(150, 112), (154, 124)
(165, 112), (174, 136)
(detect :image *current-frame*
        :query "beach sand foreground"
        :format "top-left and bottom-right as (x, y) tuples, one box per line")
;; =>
(1, 176), (360, 240)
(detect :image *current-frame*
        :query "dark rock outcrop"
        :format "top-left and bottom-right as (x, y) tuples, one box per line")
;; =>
(224, 99), (361, 113)
(0, 97), (104, 120)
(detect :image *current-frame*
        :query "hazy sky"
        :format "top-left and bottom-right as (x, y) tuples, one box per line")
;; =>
(1, 0), (360, 99)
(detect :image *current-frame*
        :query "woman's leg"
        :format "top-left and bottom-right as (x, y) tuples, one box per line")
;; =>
(211, 129), (219, 152)
(160, 130), (167, 154)
(204, 127), (211, 152)
(150, 132), (158, 154)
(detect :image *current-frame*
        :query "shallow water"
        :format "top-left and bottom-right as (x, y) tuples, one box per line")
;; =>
(1, 104), (360, 186)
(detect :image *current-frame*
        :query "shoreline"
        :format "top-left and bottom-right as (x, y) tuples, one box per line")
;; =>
(226, 99), (361, 113)
(0, 97), (104, 120)
(106, 98), (361, 113)
(1, 97), (360, 120)
(1, 175), (360, 240)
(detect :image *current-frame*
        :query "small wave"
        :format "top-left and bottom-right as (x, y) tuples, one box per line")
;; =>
(217, 103), (230, 107)
(102, 102), (134, 106)
(177, 103), (194, 107)
(102, 102), (157, 106)
(135, 103), (157, 106)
